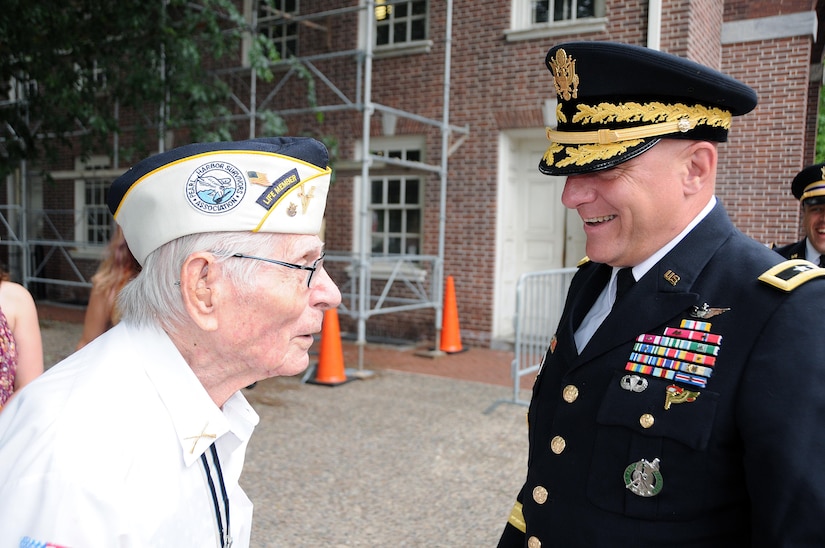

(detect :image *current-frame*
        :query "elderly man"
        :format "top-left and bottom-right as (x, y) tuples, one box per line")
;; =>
(0, 137), (341, 546)
(773, 162), (825, 265)
(498, 42), (825, 547)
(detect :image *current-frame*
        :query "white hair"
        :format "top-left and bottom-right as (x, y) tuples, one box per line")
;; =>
(117, 231), (286, 332)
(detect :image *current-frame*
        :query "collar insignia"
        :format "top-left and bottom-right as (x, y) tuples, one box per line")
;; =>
(663, 270), (680, 286)
(184, 423), (217, 454)
(298, 184), (315, 214)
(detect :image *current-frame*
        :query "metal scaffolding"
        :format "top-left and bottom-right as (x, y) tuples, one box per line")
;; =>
(3, 0), (470, 367)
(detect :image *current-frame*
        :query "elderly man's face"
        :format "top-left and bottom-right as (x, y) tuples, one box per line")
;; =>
(802, 202), (825, 254)
(561, 140), (700, 268)
(230, 234), (341, 378)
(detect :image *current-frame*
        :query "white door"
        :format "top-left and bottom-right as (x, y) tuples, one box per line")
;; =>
(493, 130), (584, 343)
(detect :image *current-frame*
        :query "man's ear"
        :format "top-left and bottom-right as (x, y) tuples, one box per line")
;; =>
(683, 141), (717, 196)
(178, 252), (220, 331)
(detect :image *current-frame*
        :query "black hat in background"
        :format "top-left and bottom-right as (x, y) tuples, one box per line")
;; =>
(539, 41), (758, 176)
(790, 162), (825, 207)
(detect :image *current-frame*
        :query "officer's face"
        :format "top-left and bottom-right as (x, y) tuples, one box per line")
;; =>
(561, 140), (711, 267)
(802, 202), (825, 254)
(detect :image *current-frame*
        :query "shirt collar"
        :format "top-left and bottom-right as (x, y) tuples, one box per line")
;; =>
(625, 196), (717, 281)
(127, 324), (259, 466)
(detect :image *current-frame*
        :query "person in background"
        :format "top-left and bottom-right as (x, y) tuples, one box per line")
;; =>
(772, 162), (825, 265)
(76, 225), (141, 349)
(0, 136), (341, 547)
(0, 267), (43, 411)
(497, 41), (825, 547)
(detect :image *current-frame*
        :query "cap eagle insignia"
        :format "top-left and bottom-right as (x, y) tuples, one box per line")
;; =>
(548, 48), (579, 101)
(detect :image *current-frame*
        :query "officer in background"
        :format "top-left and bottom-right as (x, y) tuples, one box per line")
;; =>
(773, 162), (825, 265)
(497, 41), (825, 547)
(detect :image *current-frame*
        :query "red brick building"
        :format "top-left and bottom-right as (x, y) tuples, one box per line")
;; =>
(7, 0), (823, 349)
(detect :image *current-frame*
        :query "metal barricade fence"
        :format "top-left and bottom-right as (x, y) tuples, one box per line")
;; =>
(486, 267), (577, 413)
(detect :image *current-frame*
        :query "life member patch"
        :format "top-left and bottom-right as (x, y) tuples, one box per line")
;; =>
(185, 161), (246, 214)
(255, 168), (302, 211)
(758, 259), (825, 292)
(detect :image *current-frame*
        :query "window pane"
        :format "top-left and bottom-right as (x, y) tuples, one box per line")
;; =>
(374, 211), (385, 232)
(371, 179), (384, 204)
(412, 0), (427, 15)
(406, 237), (419, 255)
(407, 209), (420, 233)
(405, 179), (420, 205)
(554, 0), (571, 21)
(387, 237), (402, 254)
(533, 0), (549, 23)
(577, 0), (594, 17)
(372, 236), (384, 253)
(388, 210), (402, 232)
(395, 3), (408, 17)
(393, 22), (406, 41)
(387, 180), (401, 204)
(406, 150), (421, 162)
(376, 25), (390, 45)
(410, 19), (426, 41)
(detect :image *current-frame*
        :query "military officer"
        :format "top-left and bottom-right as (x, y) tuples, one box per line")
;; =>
(497, 41), (825, 547)
(773, 162), (825, 265)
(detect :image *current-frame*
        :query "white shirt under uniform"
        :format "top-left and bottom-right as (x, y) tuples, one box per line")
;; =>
(0, 322), (260, 547)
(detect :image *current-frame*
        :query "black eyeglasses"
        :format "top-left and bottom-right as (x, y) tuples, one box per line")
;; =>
(230, 252), (325, 288)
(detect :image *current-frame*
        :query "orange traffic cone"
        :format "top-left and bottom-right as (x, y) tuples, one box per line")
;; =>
(439, 275), (465, 353)
(308, 308), (352, 386)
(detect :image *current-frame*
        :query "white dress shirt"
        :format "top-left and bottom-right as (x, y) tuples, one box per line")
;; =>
(0, 322), (260, 547)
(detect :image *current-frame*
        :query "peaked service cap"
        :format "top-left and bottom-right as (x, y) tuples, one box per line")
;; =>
(108, 136), (331, 265)
(791, 162), (825, 207)
(539, 41), (758, 176)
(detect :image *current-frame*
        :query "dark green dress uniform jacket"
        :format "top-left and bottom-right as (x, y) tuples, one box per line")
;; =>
(498, 203), (825, 547)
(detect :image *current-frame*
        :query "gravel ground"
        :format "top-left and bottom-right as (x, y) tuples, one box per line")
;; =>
(39, 319), (530, 547)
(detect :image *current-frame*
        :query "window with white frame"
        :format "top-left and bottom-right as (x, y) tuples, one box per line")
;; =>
(73, 156), (115, 249)
(533, 0), (594, 23)
(375, 0), (428, 48)
(370, 147), (423, 255)
(507, 0), (606, 41)
(258, 0), (299, 59)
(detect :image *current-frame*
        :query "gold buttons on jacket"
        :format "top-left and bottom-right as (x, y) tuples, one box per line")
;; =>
(562, 384), (579, 403)
(532, 485), (548, 504)
(550, 435), (566, 454)
(639, 413), (655, 428)
(528, 536), (542, 548)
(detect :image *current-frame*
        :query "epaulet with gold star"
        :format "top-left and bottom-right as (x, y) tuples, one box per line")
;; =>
(758, 259), (825, 292)
(576, 256), (591, 267)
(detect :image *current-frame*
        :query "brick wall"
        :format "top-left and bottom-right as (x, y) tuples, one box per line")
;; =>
(19, 0), (819, 347)
(720, 37), (811, 245)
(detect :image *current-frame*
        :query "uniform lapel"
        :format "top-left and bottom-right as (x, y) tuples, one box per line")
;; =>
(552, 262), (611, 366)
